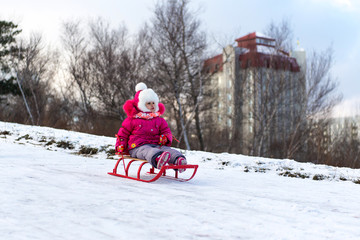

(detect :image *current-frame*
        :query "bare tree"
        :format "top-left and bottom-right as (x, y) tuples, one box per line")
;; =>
(60, 18), (151, 135)
(264, 18), (293, 53)
(201, 42), (245, 153)
(5, 33), (59, 126)
(146, 0), (207, 150)
(261, 20), (341, 160)
(236, 52), (291, 157)
(215, 19), (341, 162)
(330, 119), (360, 168)
(61, 19), (94, 130)
(19, 34), (58, 124)
(284, 48), (341, 161)
(87, 18), (149, 120)
(88, 18), (129, 118)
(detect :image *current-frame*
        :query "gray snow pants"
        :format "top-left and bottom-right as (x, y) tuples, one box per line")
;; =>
(129, 144), (185, 168)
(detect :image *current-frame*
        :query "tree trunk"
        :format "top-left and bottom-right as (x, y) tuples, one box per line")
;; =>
(16, 73), (34, 125)
(176, 94), (191, 150)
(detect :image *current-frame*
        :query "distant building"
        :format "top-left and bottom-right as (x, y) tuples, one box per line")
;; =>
(330, 116), (360, 142)
(309, 115), (360, 155)
(203, 32), (306, 155)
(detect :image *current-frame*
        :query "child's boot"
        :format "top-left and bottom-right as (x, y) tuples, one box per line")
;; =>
(175, 157), (187, 173)
(156, 151), (171, 169)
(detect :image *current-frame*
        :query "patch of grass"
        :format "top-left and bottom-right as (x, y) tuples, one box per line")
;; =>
(276, 167), (293, 172)
(16, 134), (33, 141)
(0, 130), (11, 135)
(313, 174), (327, 181)
(39, 136), (47, 142)
(56, 140), (74, 149)
(279, 171), (309, 179)
(78, 146), (98, 155)
(339, 177), (348, 181)
(221, 161), (230, 166)
(201, 157), (213, 162)
(255, 168), (269, 173)
(282, 167), (294, 171)
(106, 148), (116, 156)
(99, 145), (112, 152)
(45, 139), (56, 146)
(353, 179), (360, 184)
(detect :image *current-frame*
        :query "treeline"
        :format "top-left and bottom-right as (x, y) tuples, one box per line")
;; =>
(0, 0), (359, 168)
(0, 0), (209, 147)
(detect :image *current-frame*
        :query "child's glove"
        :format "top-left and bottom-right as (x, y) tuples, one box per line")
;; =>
(159, 135), (168, 145)
(117, 145), (125, 153)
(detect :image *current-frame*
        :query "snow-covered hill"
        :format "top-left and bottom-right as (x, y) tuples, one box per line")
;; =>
(1, 121), (360, 240)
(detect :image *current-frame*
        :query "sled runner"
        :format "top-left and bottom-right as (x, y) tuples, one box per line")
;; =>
(108, 155), (198, 182)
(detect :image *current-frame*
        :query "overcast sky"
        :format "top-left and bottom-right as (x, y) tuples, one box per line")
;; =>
(1, 0), (360, 115)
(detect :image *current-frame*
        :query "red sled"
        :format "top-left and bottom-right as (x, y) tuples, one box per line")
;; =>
(108, 155), (198, 182)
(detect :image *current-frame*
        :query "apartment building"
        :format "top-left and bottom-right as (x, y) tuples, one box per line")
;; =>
(203, 32), (306, 154)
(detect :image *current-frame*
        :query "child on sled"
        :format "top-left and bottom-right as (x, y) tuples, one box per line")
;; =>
(115, 82), (187, 172)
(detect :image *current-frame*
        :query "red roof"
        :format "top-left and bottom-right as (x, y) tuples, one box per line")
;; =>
(203, 54), (223, 74)
(239, 52), (300, 72)
(203, 32), (300, 73)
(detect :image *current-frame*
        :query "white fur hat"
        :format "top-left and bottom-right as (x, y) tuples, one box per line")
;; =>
(135, 82), (159, 112)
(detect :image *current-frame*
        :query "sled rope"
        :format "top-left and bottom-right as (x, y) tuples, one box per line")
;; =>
(115, 134), (127, 170)
(172, 135), (180, 143)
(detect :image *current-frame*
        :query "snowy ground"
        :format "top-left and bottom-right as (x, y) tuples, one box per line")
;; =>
(1, 121), (360, 240)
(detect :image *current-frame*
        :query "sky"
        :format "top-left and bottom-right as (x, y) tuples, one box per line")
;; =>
(1, 0), (360, 115)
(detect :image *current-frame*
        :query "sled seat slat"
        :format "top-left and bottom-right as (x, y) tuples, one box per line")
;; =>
(115, 154), (148, 162)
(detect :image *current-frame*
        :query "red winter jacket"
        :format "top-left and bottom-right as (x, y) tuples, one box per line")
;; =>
(115, 100), (172, 153)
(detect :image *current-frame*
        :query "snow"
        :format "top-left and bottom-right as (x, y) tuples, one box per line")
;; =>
(255, 31), (271, 39)
(1, 121), (360, 240)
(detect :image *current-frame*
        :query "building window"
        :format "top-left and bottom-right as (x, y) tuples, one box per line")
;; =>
(249, 111), (253, 120)
(248, 82), (253, 94)
(228, 119), (232, 127)
(227, 66), (231, 75)
(256, 38), (275, 46)
(264, 59), (267, 68)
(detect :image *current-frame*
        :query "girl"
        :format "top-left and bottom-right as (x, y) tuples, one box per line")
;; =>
(115, 82), (187, 172)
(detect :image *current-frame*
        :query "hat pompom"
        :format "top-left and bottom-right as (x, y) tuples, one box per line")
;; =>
(135, 82), (147, 92)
